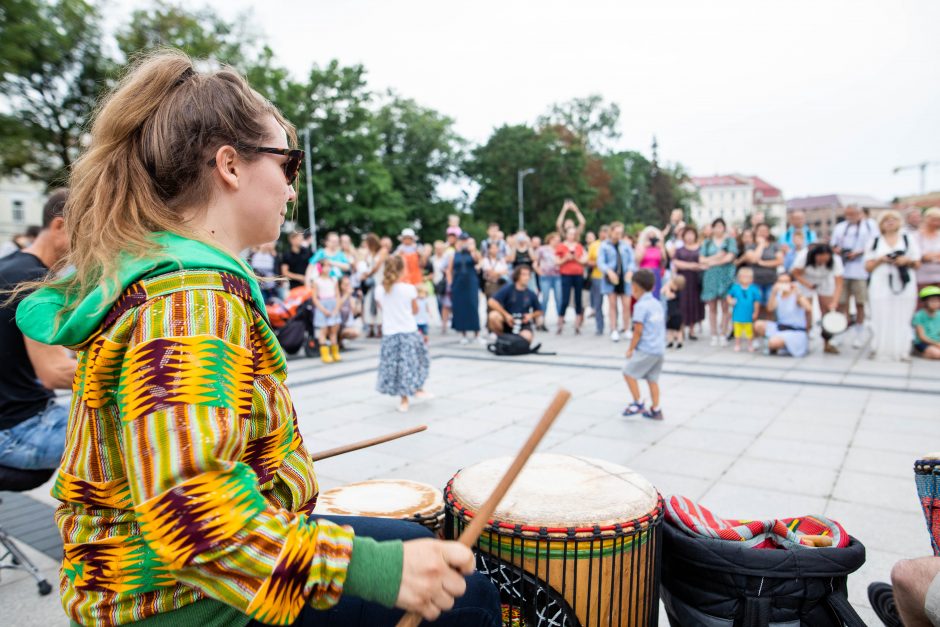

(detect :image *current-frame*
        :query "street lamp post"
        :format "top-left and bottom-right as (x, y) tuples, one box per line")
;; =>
(303, 128), (317, 245)
(517, 168), (536, 232)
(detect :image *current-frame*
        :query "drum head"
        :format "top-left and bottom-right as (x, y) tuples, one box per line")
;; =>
(821, 311), (848, 335)
(450, 454), (659, 527)
(317, 480), (444, 519)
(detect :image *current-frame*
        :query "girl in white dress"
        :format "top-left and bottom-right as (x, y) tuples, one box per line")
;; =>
(864, 210), (922, 361)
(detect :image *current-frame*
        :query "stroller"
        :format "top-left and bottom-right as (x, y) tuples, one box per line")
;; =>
(266, 286), (319, 357)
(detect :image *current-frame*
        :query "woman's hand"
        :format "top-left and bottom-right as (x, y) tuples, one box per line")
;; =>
(396, 539), (475, 621)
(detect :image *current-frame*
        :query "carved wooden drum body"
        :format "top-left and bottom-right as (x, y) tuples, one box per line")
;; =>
(445, 454), (663, 627)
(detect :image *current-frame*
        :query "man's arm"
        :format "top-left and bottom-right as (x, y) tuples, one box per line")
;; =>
(24, 339), (77, 390)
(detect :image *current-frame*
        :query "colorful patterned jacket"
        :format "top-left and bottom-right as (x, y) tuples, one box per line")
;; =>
(16, 234), (398, 626)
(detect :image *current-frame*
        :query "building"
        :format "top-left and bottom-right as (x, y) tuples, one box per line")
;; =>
(785, 194), (890, 241)
(0, 176), (46, 242)
(688, 174), (786, 232)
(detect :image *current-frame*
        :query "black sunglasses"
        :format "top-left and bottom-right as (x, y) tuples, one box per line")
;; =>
(207, 146), (305, 185)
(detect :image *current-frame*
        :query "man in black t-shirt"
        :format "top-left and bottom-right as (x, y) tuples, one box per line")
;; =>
(279, 231), (312, 289)
(0, 190), (76, 470)
(486, 266), (543, 344)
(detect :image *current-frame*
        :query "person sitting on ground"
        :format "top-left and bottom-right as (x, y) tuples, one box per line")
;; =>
(727, 267), (761, 353)
(791, 243), (845, 354)
(0, 189), (76, 470)
(754, 272), (813, 357)
(487, 266), (543, 345)
(621, 269), (667, 421)
(913, 285), (940, 359)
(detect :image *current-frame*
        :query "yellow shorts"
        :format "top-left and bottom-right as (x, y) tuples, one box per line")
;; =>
(733, 322), (753, 340)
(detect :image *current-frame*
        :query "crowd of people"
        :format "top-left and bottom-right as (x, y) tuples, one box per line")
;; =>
(248, 202), (940, 365)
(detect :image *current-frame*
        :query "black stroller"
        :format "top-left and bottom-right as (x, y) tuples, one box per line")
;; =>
(274, 298), (319, 357)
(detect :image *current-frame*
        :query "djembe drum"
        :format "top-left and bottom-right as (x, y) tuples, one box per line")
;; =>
(445, 454), (663, 627)
(315, 479), (445, 535)
(915, 454), (940, 555)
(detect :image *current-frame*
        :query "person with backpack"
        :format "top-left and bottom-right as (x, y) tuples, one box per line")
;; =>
(865, 210), (922, 360)
(13, 51), (499, 627)
(486, 265), (543, 346)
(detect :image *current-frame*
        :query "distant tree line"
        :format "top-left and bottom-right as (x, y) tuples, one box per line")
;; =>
(0, 0), (696, 242)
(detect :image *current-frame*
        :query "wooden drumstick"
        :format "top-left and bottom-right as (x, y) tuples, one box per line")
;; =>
(396, 389), (571, 627)
(310, 425), (427, 462)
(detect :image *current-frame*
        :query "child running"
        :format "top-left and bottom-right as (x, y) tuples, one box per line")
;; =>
(663, 274), (686, 348)
(375, 255), (432, 412)
(311, 260), (343, 363)
(727, 267), (761, 352)
(622, 269), (667, 420)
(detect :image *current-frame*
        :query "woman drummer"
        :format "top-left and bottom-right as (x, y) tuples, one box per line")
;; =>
(791, 243), (845, 354)
(15, 51), (499, 627)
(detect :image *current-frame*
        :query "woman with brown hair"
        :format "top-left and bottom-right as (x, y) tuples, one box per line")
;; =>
(15, 51), (497, 627)
(359, 232), (388, 338)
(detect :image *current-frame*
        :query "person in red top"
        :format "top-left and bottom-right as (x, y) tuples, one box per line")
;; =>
(555, 226), (588, 334)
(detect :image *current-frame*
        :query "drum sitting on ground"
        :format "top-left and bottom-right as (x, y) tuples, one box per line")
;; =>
(915, 454), (940, 555)
(316, 479), (445, 535)
(821, 311), (848, 336)
(445, 454), (663, 627)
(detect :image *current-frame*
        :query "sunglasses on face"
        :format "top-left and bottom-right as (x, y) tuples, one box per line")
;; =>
(207, 146), (305, 185)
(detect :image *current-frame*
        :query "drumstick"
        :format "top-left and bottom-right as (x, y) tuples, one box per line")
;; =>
(396, 389), (571, 627)
(309, 425), (427, 462)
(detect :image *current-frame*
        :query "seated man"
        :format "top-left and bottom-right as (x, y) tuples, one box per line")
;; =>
(487, 266), (543, 344)
(0, 190), (76, 469)
(889, 556), (940, 627)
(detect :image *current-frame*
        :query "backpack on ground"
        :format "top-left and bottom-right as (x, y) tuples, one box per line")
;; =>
(486, 333), (552, 356)
(661, 521), (867, 627)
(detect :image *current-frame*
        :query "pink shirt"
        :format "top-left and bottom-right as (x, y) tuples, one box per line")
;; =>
(640, 246), (663, 270)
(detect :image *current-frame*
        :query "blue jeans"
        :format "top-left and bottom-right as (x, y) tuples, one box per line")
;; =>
(247, 515), (501, 627)
(539, 275), (562, 315)
(559, 274), (585, 316)
(590, 278), (605, 333)
(0, 400), (68, 470)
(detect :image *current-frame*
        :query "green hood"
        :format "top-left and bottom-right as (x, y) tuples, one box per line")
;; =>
(17, 232), (267, 347)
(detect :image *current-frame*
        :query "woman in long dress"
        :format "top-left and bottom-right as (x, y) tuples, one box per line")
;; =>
(700, 218), (739, 345)
(673, 226), (705, 340)
(865, 210), (921, 361)
(360, 233), (387, 338)
(447, 234), (483, 344)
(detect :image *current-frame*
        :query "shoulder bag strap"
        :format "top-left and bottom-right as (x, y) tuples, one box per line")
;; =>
(826, 591), (867, 627)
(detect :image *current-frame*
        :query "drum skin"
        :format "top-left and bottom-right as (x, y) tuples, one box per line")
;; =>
(447, 454), (663, 627)
(316, 479), (445, 535)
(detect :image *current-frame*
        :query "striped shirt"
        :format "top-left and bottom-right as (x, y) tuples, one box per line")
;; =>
(55, 270), (354, 626)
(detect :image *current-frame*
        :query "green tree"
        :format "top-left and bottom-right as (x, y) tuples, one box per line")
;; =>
(373, 92), (465, 240)
(467, 124), (596, 238)
(0, 0), (114, 187)
(115, 0), (258, 67)
(537, 94), (621, 152)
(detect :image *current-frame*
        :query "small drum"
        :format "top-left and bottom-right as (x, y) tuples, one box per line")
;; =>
(445, 454), (663, 627)
(316, 479), (445, 535)
(915, 455), (940, 555)
(821, 311), (849, 336)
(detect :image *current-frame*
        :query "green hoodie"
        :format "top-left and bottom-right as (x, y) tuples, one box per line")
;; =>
(17, 231), (268, 347)
(17, 231), (404, 623)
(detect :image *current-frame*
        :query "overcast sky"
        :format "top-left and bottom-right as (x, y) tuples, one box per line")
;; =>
(120, 0), (940, 200)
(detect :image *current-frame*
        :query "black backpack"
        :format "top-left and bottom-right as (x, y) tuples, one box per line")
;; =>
(486, 333), (552, 356)
(661, 522), (867, 627)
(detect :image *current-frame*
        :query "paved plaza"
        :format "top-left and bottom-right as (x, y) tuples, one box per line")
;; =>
(2, 322), (938, 626)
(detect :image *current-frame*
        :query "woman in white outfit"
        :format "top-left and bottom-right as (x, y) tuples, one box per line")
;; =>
(360, 233), (387, 338)
(864, 210), (921, 361)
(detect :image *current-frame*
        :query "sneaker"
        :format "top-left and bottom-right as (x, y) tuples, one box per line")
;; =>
(624, 328), (634, 340)
(666, 341), (674, 349)
(611, 330), (621, 342)
(867, 582), (901, 627)
(710, 336), (719, 347)
(824, 344), (840, 355)
(459, 337), (470, 345)
(676, 342), (683, 349)
(851, 325), (864, 349)
(719, 336), (729, 347)
(622, 401), (645, 416)
(477, 335), (489, 346)
(642, 407), (664, 421)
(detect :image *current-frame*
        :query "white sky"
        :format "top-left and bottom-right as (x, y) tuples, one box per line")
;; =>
(116, 0), (940, 201)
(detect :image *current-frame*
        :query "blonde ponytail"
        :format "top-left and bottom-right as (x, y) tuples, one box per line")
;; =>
(33, 48), (295, 317)
(383, 255), (404, 293)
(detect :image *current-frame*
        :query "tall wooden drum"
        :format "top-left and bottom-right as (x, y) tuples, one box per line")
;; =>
(445, 454), (663, 627)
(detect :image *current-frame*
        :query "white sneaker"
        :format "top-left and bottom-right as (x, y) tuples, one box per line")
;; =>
(477, 336), (488, 346)
(624, 328), (634, 340)
(710, 336), (719, 347)
(459, 337), (469, 345)
(719, 336), (729, 347)
(611, 330), (620, 342)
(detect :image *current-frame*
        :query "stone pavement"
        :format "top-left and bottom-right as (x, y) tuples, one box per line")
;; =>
(2, 321), (938, 626)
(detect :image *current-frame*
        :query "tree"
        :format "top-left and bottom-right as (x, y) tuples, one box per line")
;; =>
(537, 94), (621, 152)
(0, 0), (114, 187)
(467, 124), (596, 238)
(115, 0), (259, 68)
(373, 93), (465, 240)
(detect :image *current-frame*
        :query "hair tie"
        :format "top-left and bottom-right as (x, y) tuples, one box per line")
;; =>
(174, 67), (195, 87)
